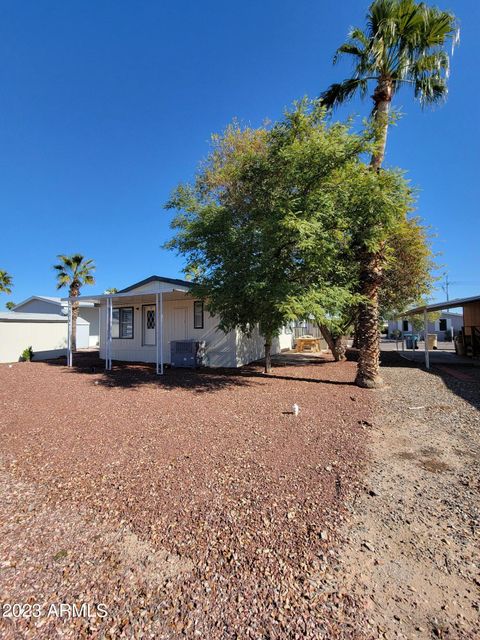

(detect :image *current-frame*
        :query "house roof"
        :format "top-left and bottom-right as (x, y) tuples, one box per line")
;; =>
(0, 311), (90, 323)
(14, 295), (95, 309)
(0, 312), (67, 322)
(404, 294), (480, 315)
(118, 275), (192, 293)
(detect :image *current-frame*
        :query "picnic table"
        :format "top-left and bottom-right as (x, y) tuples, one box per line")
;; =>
(295, 336), (322, 353)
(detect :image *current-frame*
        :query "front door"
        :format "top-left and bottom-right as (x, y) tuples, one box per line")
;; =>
(173, 307), (187, 340)
(143, 305), (156, 345)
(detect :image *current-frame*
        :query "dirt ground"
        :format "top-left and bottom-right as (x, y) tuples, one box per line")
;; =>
(338, 357), (480, 640)
(0, 354), (478, 639)
(0, 355), (371, 639)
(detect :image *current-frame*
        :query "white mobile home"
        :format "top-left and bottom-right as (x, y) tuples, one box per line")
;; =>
(65, 276), (292, 370)
(388, 311), (463, 341)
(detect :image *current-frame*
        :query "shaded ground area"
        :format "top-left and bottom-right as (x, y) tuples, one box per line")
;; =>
(337, 353), (480, 639)
(0, 356), (371, 639)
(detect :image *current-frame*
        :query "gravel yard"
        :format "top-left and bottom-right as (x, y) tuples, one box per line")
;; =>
(1, 354), (478, 639)
(338, 355), (480, 639)
(0, 356), (371, 639)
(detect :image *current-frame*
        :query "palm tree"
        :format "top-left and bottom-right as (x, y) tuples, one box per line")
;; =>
(54, 254), (95, 352)
(0, 270), (13, 295)
(5, 301), (16, 310)
(320, 0), (458, 387)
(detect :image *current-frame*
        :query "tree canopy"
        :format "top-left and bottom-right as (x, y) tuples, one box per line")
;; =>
(166, 101), (432, 374)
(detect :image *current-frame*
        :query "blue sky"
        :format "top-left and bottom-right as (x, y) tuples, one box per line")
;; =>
(0, 0), (478, 306)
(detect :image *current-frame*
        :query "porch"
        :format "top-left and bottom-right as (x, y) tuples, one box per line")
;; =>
(62, 284), (214, 373)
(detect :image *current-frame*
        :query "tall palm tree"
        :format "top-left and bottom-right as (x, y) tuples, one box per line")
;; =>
(54, 254), (95, 352)
(321, 0), (458, 388)
(0, 270), (13, 295)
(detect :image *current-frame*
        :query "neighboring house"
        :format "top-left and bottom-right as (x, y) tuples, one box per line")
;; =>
(65, 275), (293, 369)
(388, 311), (463, 341)
(0, 312), (89, 363)
(13, 295), (99, 347)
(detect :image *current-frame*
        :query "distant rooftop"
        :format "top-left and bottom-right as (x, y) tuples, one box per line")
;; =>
(14, 295), (95, 309)
(118, 275), (192, 293)
(405, 294), (480, 315)
(0, 312), (67, 322)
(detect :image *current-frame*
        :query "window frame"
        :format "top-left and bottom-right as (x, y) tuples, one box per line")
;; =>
(439, 318), (447, 332)
(193, 301), (204, 329)
(112, 306), (134, 340)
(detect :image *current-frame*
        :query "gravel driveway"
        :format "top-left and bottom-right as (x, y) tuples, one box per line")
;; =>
(0, 357), (371, 639)
(337, 356), (480, 639)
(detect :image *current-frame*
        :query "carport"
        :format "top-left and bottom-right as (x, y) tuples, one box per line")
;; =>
(402, 294), (480, 369)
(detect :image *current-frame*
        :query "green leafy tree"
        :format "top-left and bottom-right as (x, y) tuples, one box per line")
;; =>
(321, 0), (458, 387)
(0, 270), (13, 295)
(104, 287), (118, 294)
(380, 216), (436, 317)
(5, 301), (16, 310)
(53, 254), (95, 351)
(166, 101), (415, 376)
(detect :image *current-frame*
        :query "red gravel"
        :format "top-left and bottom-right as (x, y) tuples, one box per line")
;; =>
(0, 356), (372, 638)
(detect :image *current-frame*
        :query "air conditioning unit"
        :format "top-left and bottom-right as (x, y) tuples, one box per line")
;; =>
(170, 340), (206, 368)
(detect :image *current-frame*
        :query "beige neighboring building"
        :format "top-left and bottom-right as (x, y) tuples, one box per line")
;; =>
(13, 295), (99, 347)
(0, 312), (89, 363)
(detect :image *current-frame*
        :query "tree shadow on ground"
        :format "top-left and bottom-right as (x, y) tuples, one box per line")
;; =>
(380, 350), (480, 411)
(41, 353), (253, 393)
(39, 351), (355, 391)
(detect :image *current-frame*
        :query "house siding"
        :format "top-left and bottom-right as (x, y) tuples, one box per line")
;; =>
(235, 326), (285, 367)
(388, 313), (464, 340)
(14, 299), (61, 314)
(99, 296), (238, 367)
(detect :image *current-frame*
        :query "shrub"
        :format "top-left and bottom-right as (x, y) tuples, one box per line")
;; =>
(20, 346), (34, 362)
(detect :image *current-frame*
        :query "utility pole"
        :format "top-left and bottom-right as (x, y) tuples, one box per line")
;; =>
(442, 273), (450, 302)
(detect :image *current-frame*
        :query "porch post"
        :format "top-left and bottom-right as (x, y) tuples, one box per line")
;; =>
(67, 300), (73, 367)
(424, 308), (430, 370)
(156, 293), (160, 374)
(108, 296), (113, 371)
(104, 298), (109, 371)
(160, 291), (164, 375)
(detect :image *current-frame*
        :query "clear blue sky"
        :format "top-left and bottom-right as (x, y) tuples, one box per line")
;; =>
(0, 0), (478, 306)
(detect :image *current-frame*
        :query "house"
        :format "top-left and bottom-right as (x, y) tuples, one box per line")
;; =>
(404, 294), (480, 360)
(13, 295), (99, 347)
(0, 311), (89, 363)
(62, 275), (293, 370)
(388, 311), (463, 341)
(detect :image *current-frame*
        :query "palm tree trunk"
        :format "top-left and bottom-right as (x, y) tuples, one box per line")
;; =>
(370, 78), (392, 170)
(71, 303), (79, 352)
(264, 338), (272, 373)
(354, 78), (393, 388)
(355, 252), (384, 388)
(70, 286), (80, 352)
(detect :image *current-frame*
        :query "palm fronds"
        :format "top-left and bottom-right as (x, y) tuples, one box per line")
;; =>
(53, 254), (96, 293)
(0, 270), (13, 294)
(320, 0), (459, 109)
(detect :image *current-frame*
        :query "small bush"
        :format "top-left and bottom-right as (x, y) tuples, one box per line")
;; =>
(20, 346), (34, 362)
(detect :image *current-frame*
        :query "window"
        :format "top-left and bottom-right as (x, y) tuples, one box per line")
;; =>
(403, 320), (409, 332)
(112, 307), (134, 339)
(194, 301), (204, 329)
(439, 318), (447, 332)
